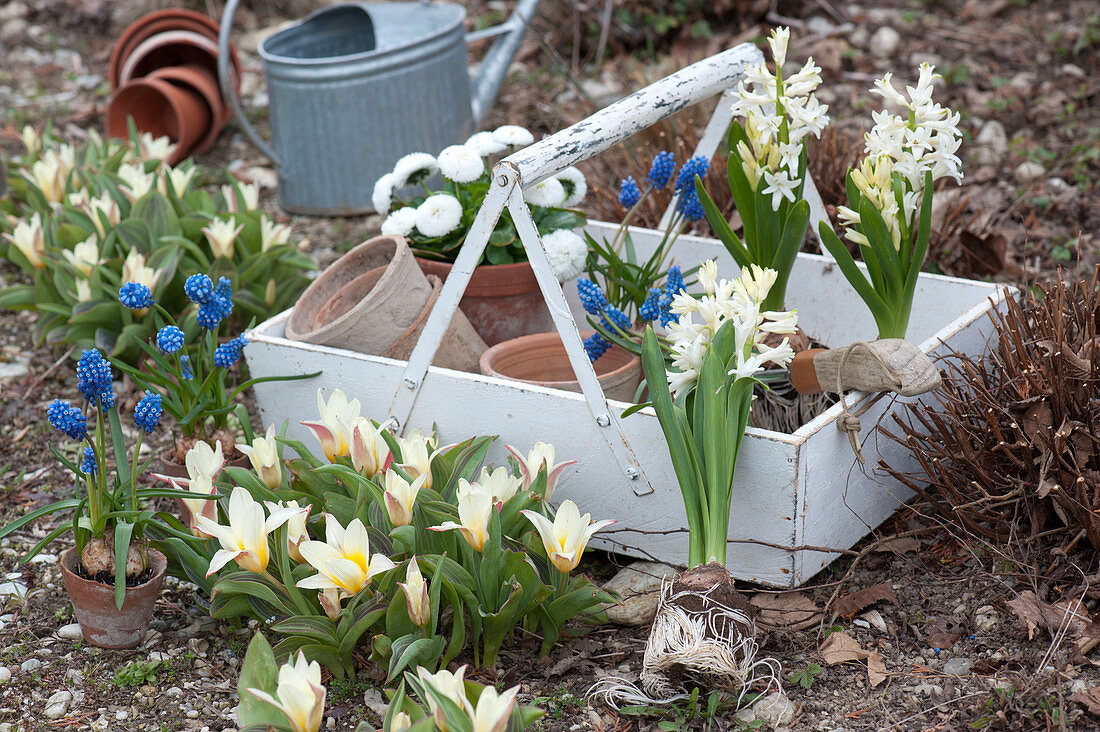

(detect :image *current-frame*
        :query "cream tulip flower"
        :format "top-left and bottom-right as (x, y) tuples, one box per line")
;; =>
(20, 125), (39, 155)
(121, 249), (162, 290)
(301, 389), (361, 461)
(398, 430), (445, 490)
(398, 557), (431, 627)
(238, 425), (283, 489)
(265, 499), (309, 563)
(246, 652), (326, 732)
(222, 182), (260, 212)
(157, 472), (218, 537)
(85, 191), (120, 236)
(61, 235), (100, 276)
(474, 466), (522, 503)
(186, 440), (225, 482)
(429, 490), (495, 552)
(470, 685), (520, 732)
(27, 150), (68, 204)
(383, 469), (427, 528)
(3, 213), (46, 269)
(391, 711), (412, 730)
(297, 515), (395, 602)
(196, 487), (306, 575)
(74, 279), (92, 302)
(349, 418), (392, 477)
(504, 442), (576, 500)
(161, 165), (195, 196)
(416, 665), (472, 729)
(202, 217), (244, 259)
(260, 215), (292, 252)
(138, 133), (177, 165)
(117, 162), (155, 202)
(520, 500), (614, 573)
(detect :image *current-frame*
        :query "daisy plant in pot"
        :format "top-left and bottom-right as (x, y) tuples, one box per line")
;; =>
(600, 262), (791, 705)
(0, 348), (202, 648)
(816, 63), (963, 339)
(373, 125), (589, 345)
(696, 26), (829, 318)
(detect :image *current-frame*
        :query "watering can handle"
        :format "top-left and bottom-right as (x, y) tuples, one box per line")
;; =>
(465, 0), (543, 124)
(218, 0), (282, 166)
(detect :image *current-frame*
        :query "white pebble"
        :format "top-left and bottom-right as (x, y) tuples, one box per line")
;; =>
(58, 623), (83, 641)
(869, 26), (901, 58)
(20, 658), (43, 673)
(0, 667), (10, 684)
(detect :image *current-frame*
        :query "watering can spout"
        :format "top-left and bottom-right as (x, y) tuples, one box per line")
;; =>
(468, 0), (543, 125)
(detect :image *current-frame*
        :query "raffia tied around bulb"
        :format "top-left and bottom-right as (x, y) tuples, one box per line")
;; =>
(593, 563), (779, 706)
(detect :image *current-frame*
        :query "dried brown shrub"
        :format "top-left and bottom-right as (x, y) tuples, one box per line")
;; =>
(881, 269), (1100, 549)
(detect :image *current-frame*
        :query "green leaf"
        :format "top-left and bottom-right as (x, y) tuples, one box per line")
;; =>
(816, 222), (890, 326)
(112, 521), (136, 610)
(697, 177), (750, 267)
(237, 633), (288, 730)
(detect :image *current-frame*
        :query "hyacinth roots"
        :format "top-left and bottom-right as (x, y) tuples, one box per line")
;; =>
(591, 563), (779, 707)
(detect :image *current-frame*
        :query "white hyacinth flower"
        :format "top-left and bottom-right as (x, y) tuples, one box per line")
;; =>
(465, 130), (507, 156)
(556, 166), (588, 207)
(391, 152), (438, 188)
(541, 229), (587, 282)
(414, 194), (463, 238)
(523, 177), (566, 208)
(371, 172), (395, 213)
(381, 207), (418, 236)
(492, 124), (534, 147)
(437, 144), (485, 183)
(767, 26), (790, 68)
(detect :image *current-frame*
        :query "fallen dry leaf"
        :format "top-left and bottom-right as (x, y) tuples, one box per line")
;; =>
(750, 592), (822, 631)
(833, 583), (898, 618)
(924, 616), (964, 649)
(1070, 687), (1100, 716)
(1006, 590), (1100, 651)
(874, 537), (921, 555)
(820, 631), (887, 687)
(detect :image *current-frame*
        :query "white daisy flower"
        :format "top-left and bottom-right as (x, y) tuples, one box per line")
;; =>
(391, 153), (438, 188)
(381, 207), (418, 236)
(415, 194), (463, 238)
(555, 166), (587, 207)
(492, 125), (534, 147)
(465, 131), (507, 156)
(437, 145), (485, 184)
(541, 229), (587, 282)
(372, 173), (396, 213)
(523, 177), (566, 208)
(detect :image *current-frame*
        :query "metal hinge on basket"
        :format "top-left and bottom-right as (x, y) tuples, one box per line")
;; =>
(386, 43), (779, 497)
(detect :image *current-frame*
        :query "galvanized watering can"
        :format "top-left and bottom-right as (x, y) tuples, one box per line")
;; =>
(217, 0), (541, 215)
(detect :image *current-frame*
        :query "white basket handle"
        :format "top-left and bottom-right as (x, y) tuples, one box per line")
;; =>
(388, 43), (766, 494)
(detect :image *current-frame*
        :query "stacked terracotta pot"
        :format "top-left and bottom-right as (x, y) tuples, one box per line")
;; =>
(106, 10), (242, 165)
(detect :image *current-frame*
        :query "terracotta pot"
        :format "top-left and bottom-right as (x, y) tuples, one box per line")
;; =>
(479, 331), (642, 402)
(148, 64), (226, 155)
(119, 30), (222, 90)
(105, 77), (211, 165)
(109, 9), (241, 92)
(288, 235), (435, 354)
(59, 546), (166, 650)
(158, 447), (251, 481)
(382, 274), (487, 373)
(415, 258), (554, 346)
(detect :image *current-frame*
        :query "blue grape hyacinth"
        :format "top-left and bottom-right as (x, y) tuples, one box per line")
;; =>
(80, 446), (97, 475)
(179, 354), (194, 380)
(76, 349), (113, 408)
(677, 189), (706, 221)
(119, 282), (155, 310)
(583, 332), (611, 362)
(47, 399), (87, 441)
(674, 155), (710, 193)
(184, 273), (215, 304)
(133, 391), (162, 433)
(601, 305), (632, 333)
(639, 288), (661, 322)
(618, 176), (641, 208)
(577, 278), (609, 316)
(647, 151), (675, 189)
(213, 335), (248, 368)
(156, 325), (185, 354)
(664, 266), (684, 296)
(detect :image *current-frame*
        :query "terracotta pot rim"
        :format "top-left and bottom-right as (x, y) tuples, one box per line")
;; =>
(109, 9), (241, 91)
(119, 30), (221, 87)
(479, 330), (640, 388)
(415, 256), (539, 297)
(147, 64), (226, 152)
(59, 545), (167, 593)
(106, 77), (210, 165)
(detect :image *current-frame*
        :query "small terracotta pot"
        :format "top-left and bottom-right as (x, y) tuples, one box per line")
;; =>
(119, 30), (222, 89)
(288, 235), (436, 354)
(479, 331), (642, 402)
(59, 546), (166, 650)
(148, 64), (226, 154)
(106, 77), (211, 165)
(109, 9), (242, 92)
(415, 258), (554, 346)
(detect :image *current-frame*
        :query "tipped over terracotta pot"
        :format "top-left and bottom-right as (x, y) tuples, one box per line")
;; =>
(105, 77), (211, 165)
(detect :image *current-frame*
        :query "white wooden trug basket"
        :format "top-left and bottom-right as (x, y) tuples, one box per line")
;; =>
(245, 45), (1011, 588)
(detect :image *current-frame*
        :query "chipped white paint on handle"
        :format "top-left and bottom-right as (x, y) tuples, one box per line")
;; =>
(246, 220), (1012, 587)
(504, 43), (765, 188)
